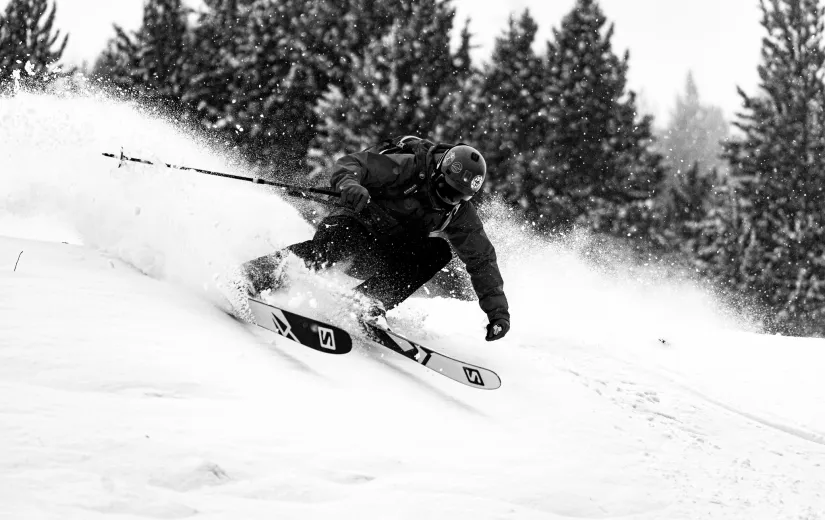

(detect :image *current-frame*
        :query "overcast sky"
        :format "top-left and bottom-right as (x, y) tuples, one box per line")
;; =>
(5, 0), (764, 125)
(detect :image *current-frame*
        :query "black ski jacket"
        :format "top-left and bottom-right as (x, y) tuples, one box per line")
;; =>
(329, 150), (509, 322)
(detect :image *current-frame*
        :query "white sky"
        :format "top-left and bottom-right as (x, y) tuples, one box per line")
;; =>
(5, 0), (764, 125)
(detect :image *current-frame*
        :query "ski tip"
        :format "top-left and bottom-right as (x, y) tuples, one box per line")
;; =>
(462, 366), (501, 390)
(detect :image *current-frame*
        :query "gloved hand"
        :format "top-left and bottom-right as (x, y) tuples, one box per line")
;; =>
(339, 181), (370, 212)
(485, 318), (510, 341)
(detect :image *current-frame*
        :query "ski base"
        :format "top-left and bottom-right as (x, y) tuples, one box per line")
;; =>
(248, 298), (352, 354)
(365, 322), (501, 390)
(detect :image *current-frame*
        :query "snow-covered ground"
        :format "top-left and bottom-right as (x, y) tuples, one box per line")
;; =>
(1, 91), (823, 519)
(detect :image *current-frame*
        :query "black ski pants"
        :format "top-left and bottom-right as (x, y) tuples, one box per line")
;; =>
(287, 216), (452, 310)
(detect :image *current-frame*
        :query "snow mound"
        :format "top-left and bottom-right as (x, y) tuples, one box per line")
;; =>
(1, 91), (823, 519)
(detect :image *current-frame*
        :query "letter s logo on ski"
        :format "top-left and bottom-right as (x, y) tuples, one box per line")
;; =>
(463, 367), (484, 386)
(317, 326), (336, 351)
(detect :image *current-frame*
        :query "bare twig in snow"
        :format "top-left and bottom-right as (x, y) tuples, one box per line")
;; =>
(14, 251), (23, 272)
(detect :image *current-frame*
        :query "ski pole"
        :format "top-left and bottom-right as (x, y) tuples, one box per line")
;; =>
(101, 150), (341, 199)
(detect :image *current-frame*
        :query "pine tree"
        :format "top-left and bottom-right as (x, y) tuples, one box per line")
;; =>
(203, 0), (407, 171)
(434, 18), (481, 144)
(469, 11), (548, 213)
(661, 72), (729, 176)
(435, 73), (483, 146)
(684, 175), (745, 287)
(94, 0), (190, 108)
(183, 0), (253, 134)
(451, 18), (474, 82)
(219, 0), (321, 169)
(695, 0), (825, 334)
(310, 0), (458, 172)
(538, 0), (664, 239)
(653, 73), (729, 247)
(654, 161), (717, 246)
(0, 0), (67, 84)
(299, 0), (401, 94)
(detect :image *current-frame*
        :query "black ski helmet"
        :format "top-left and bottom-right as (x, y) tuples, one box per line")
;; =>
(433, 145), (487, 205)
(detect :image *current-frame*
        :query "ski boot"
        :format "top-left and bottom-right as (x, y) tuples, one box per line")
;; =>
(356, 298), (389, 342)
(241, 250), (289, 295)
(224, 251), (289, 322)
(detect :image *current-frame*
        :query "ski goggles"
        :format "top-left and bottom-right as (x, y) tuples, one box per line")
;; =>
(433, 173), (473, 205)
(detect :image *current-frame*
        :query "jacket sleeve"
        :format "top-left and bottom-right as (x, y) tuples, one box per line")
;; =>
(443, 203), (510, 322)
(330, 151), (417, 191)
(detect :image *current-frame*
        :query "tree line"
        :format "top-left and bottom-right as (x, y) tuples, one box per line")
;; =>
(2, 0), (825, 336)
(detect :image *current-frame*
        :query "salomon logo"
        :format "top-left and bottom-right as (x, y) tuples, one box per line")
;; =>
(318, 326), (336, 350)
(270, 310), (299, 343)
(271, 312), (290, 336)
(463, 367), (484, 386)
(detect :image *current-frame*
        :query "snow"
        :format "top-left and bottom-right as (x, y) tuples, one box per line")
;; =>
(1, 91), (824, 519)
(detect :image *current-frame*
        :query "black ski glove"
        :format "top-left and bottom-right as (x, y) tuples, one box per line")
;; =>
(339, 182), (370, 213)
(485, 318), (510, 341)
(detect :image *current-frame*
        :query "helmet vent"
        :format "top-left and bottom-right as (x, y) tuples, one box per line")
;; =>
(470, 152), (479, 162)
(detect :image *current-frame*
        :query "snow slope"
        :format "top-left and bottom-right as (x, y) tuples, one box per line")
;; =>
(1, 91), (824, 519)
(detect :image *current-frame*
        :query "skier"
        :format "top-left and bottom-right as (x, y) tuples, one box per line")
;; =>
(240, 137), (510, 342)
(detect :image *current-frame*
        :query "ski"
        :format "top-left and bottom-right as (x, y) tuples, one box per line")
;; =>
(246, 298), (500, 389)
(364, 322), (501, 390)
(247, 298), (352, 354)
